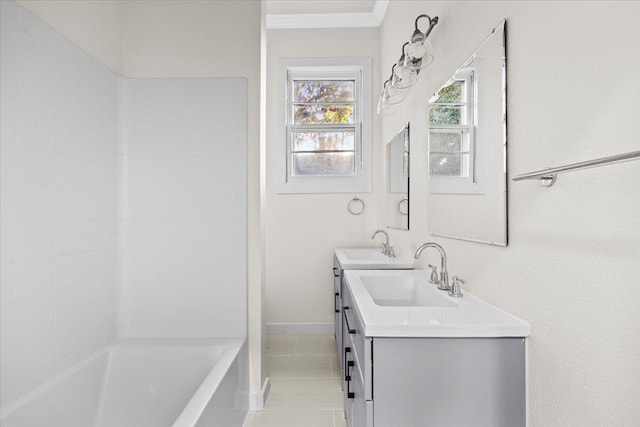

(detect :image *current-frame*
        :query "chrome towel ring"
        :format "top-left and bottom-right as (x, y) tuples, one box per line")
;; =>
(397, 197), (409, 215)
(348, 197), (365, 215)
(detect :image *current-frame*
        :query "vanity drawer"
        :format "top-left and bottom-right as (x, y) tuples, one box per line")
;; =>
(342, 284), (366, 386)
(346, 351), (372, 427)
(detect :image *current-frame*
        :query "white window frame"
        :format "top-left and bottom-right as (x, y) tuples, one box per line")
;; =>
(277, 58), (372, 194)
(428, 67), (484, 194)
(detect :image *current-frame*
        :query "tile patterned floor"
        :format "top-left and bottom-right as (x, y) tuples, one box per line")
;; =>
(243, 333), (346, 427)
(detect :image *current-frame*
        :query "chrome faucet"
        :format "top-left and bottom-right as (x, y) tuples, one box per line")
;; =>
(371, 230), (391, 256)
(414, 242), (450, 291)
(449, 276), (464, 298)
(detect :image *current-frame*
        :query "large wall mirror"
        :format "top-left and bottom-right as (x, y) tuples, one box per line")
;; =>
(427, 20), (507, 246)
(386, 123), (410, 230)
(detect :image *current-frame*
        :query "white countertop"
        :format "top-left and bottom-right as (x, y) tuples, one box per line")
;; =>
(343, 269), (530, 338)
(335, 247), (414, 270)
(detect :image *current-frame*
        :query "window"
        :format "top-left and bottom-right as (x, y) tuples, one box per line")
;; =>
(428, 68), (481, 194)
(278, 58), (372, 193)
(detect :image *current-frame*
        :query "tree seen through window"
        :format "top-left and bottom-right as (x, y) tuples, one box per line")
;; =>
(290, 79), (357, 176)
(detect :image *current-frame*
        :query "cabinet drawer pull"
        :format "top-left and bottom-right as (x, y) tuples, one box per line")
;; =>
(343, 312), (356, 334)
(346, 360), (355, 399)
(334, 292), (340, 313)
(333, 267), (340, 278)
(343, 347), (351, 381)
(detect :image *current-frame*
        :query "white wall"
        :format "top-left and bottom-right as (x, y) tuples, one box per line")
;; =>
(119, 78), (247, 337)
(120, 1), (257, 79)
(380, 1), (640, 425)
(16, 0), (124, 73)
(0, 1), (119, 407)
(265, 28), (381, 328)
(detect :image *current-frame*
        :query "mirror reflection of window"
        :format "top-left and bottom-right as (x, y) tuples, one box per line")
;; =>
(428, 68), (477, 192)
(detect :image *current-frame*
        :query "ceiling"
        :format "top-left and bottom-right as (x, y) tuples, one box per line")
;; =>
(266, 0), (378, 15)
(265, 0), (388, 29)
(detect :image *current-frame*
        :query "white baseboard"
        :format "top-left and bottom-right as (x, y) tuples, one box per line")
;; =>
(266, 322), (334, 335)
(249, 377), (271, 410)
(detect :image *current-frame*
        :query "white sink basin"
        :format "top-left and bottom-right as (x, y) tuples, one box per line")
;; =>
(334, 248), (413, 270)
(343, 269), (530, 338)
(361, 276), (456, 308)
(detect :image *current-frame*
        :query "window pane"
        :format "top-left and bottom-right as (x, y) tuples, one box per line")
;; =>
(433, 81), (463, 103)
(294, 104), (354, 124)
(292, 130), (355, 152)
(294, 80), (355, 103)
(429, 153), (470, 177)
(429, 105), (465, 125)
(292, 152), (355, 176)
(430, 132), (465, 153)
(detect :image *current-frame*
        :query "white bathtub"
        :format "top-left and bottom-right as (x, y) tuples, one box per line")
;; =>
(0, 338), (248, 427)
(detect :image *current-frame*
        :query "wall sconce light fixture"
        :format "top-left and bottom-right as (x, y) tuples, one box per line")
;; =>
(377, 14), (439, 115)
(377, 73), (405, 116)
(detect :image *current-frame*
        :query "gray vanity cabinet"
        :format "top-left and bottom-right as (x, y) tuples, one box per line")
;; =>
(342, 283), (373, 427)
(373, 338), (526, 427)
(348, 362), (369, 427)
(340, 284), (526, 427)
(333, 256), (343, 371)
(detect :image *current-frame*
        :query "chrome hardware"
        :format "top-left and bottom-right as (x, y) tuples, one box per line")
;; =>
(348, 197), (365, 215)
(512, 150), (640, 187)
(414, 242), (450, 291)
(397, 197), (409, 215)
(371, 229), (391, 256)
(449, 276), (464, 298)
(388, 246), (396, 258)
(427, 264), (439, 285)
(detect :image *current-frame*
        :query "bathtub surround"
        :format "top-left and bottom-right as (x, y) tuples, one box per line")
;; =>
(119, 78), (247, 337)
(0, 1), (119, 407)
(1, 1), (249, 410)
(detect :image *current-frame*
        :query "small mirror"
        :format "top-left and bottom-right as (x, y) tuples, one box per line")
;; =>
(427, 20), (507, 246)
(386, 123), (410, 230)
